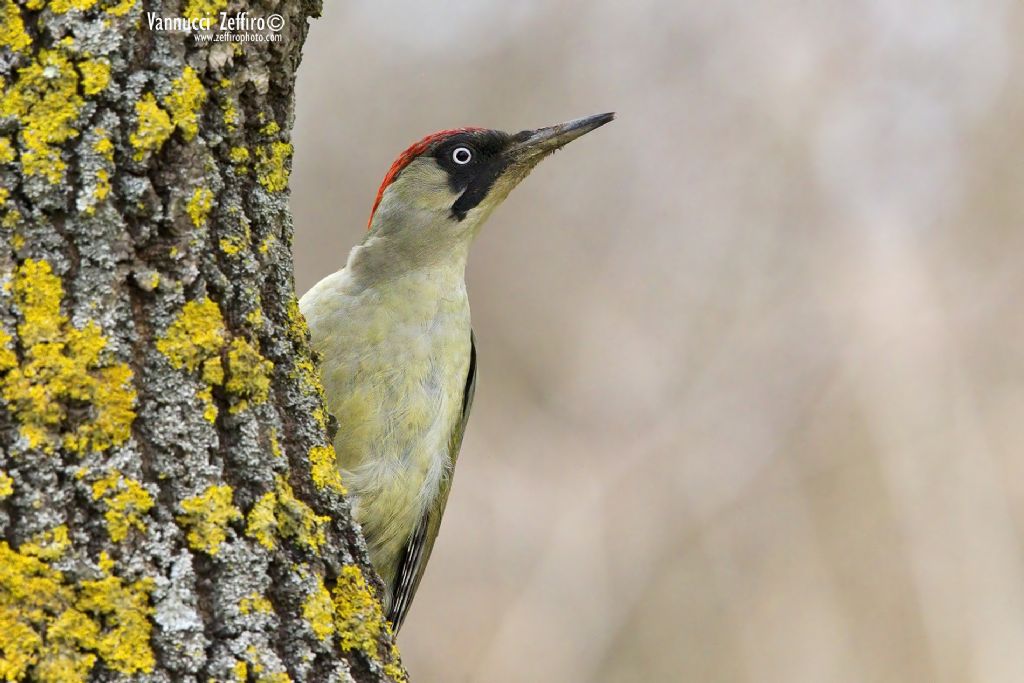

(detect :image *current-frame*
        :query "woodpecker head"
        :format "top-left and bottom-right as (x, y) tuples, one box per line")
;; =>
(361, 113), (614, 271)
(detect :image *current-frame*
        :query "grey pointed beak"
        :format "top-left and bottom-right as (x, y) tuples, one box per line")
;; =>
(508, 112), (615, 161)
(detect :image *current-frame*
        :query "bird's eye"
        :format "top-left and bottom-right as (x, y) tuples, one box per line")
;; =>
(452, 146), (473, 165)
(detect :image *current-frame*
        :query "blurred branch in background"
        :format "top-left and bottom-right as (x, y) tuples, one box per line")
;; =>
(293, 0), (1024, 680)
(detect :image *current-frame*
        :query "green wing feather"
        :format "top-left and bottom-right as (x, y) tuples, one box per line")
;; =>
(387, 332), (476, 632)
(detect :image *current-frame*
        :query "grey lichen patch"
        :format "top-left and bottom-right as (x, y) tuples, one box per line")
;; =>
(194, 540), (287, 680)
(75, 125), (116, 216)
(151, 552), (209, 675)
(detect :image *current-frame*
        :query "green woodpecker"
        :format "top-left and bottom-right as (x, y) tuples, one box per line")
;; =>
(300, 113), (614, 631)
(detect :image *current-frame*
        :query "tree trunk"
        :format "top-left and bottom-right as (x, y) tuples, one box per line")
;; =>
(0, 1), (406, 681)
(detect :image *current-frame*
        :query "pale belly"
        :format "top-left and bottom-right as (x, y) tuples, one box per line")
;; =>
(300, 267), (471, 586)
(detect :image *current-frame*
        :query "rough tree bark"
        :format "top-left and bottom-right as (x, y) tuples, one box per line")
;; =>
(0, 1), (406, 681)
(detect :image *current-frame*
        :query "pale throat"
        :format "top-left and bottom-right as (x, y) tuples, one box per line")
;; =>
(350, 195), (481, 287)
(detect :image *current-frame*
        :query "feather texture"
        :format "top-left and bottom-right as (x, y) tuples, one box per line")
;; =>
(300, 250), (473, 627)
(387, 334), (476, 631)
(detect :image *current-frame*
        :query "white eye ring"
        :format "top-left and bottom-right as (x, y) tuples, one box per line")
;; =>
(452, 146), (473, 165)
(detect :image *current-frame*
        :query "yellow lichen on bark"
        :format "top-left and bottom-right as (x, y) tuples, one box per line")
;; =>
(13, 258), (62, 345)
(101, 0), (136, 16)
(157, 297), (227, 421)
(238, 592), (273, 615)
(238, 642), (294, 682)
(0, 137), (14, 164)
(268, 429), (283, 459)
(0, 543), (155, 682)
(0, 0), (31, 53)
(157, 298), (226, 371)
(74, 563), (156, 675)
(76, 58), (111, 96)
(19, 525), (70, 561)
(255, 141), (293, 193)
(0, 327), (16, 371)
(0, 260), (136, 454)
(224, 337), (273, 413)
(177, 485), (242, 556)
(157, 298), (275, 418)
(285, 297), (310, 344)
(183, 0), (227, 22)
(187, 186), (215, 227)
(91, 470), (154, 542)
(50, 0), (99, 12)
(302, 572), (335, 641)
(331, 566), (407, 682)
(308, 444), (346, 494)
(222, 101), (241, 134)
(331, 565), (387, 652)
(219, 234), (246, 255)
(164, 66), (206, 141)
(92, 130), (114, 161)
(244, 477), (329, 553)
(245, 491), (278, 550)
(129, 93), (173, 161)
(0, 50), (84, 184)
(285, 297), (331, 431)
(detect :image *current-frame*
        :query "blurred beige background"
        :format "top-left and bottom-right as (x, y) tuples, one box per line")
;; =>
(290, 1), (1024, 681)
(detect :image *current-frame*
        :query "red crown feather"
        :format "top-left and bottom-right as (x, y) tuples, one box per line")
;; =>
(367, 128), (484, 229)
